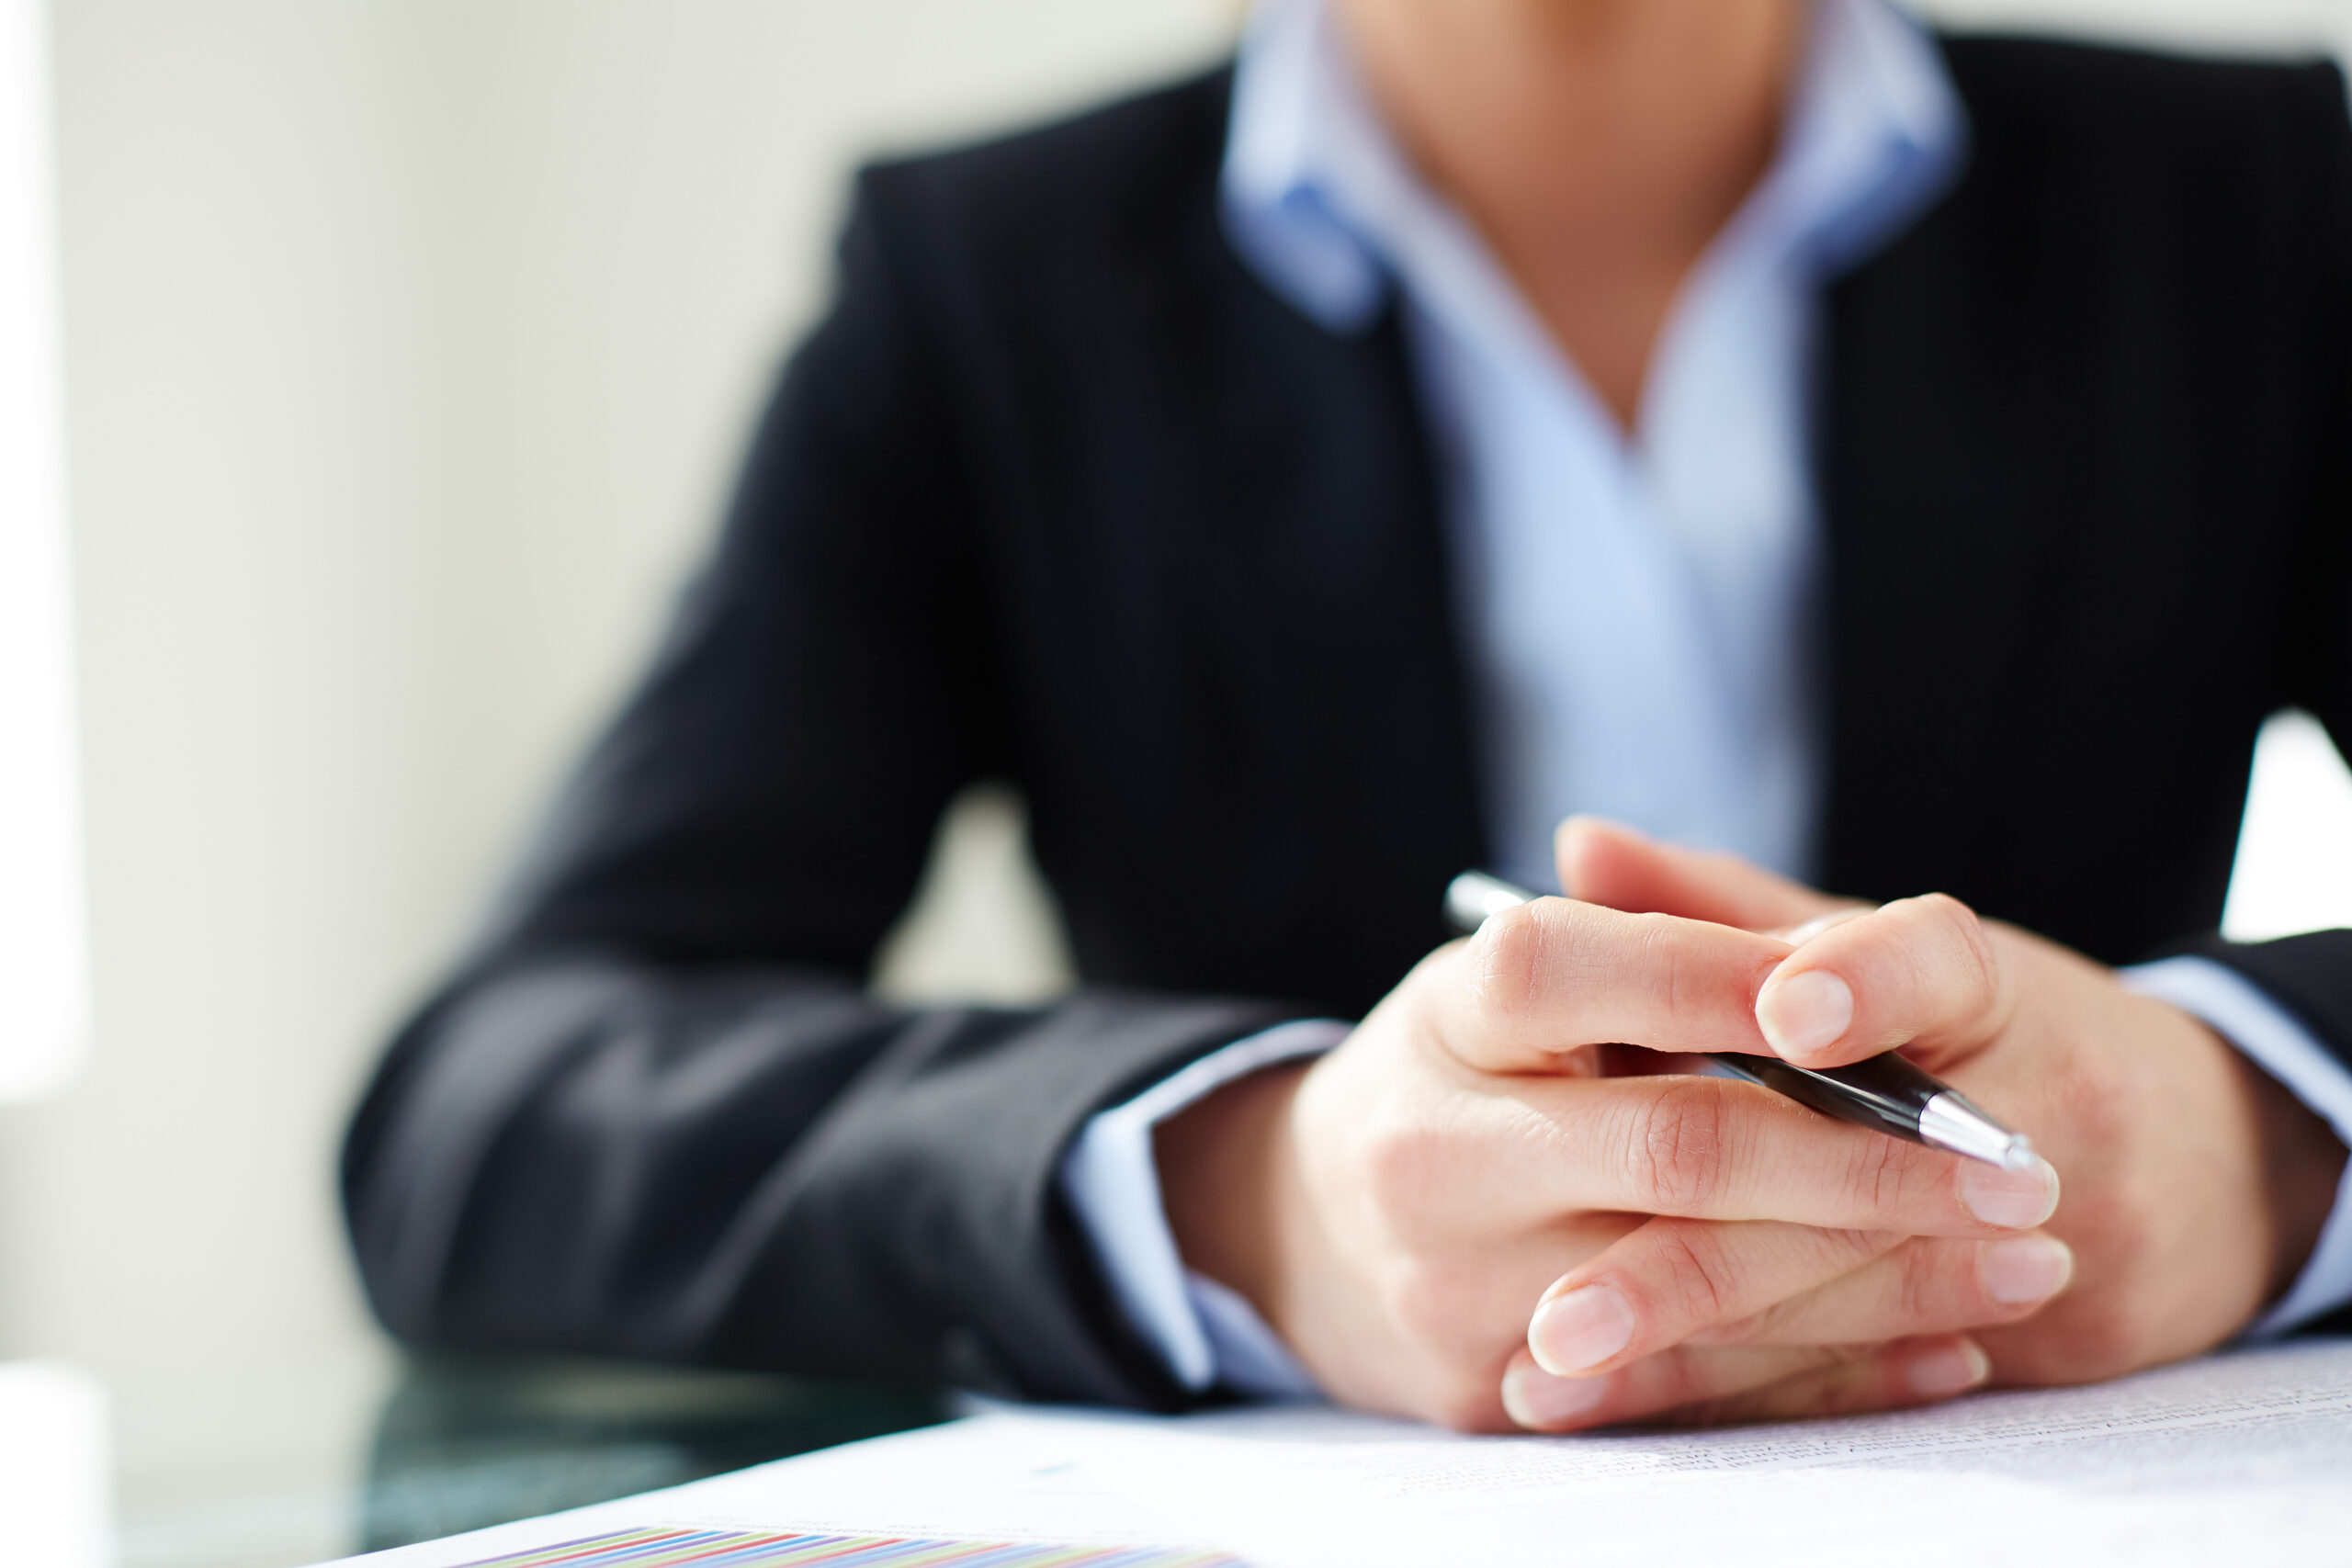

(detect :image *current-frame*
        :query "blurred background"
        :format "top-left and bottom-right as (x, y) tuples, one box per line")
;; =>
(3, 1), (2350, 1564)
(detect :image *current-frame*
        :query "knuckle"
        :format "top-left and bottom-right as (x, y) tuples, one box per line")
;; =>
(1357, 1114), (1445, 1225)
(1631, 911), (1690, 1019)
(1662, 1392), (1746, 1427)
(1429, 1372), (1506, 1433)
(2049, 1052), (2130, 1156)
(1643, 1221), (1732, 1327)
(1917, 892), (1999, 998)
(1840, 1127), (1928, 1221)
(1657, 1346), (1830, 1422)
(1464, 903), (1547, 1028)
(1627, 1079), (1734, 1213)
(1651, 1347), (1717, 1411)
(1694, 1308), (1771, 1347)
(1894, 1240), (1956, 1325)
(1811, 1358), (1895, 1418)
(1382, 1256), (1477, 1350)
(1673, 1360), (1826, 1427)
(1913, 889), (1977, 928)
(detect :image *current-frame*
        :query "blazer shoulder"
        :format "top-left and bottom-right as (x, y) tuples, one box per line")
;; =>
(848, 66), (1235, 277)
(1939, 32), (2349, 164)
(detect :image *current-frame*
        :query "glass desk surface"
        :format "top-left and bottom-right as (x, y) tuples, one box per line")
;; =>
(113, 1351), (948, 1568)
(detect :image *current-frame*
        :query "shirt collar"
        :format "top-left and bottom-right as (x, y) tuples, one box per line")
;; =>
(1220, 0), (1969, 335)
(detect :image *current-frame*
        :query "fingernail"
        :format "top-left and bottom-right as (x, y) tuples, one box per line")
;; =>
(1961, 1154), (2061, 1229)
(1905, 1339), (1992, 1399)
(1755, 969), (1854, 1058)
(1981, 1233), (2075, 1304)
(1528, 1285), (1635, 1374)
(1502, 1363), (1612, 1429)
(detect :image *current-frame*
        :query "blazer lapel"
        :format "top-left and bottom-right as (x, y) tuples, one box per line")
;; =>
(1166, 230), (1487, 1010)
(1035, 81), (1488, 1017)
(1816, 198), (2061, 914)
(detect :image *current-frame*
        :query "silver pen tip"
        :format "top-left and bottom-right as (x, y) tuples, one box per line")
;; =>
(1444, 870), (1532, 933)
(1919, 1090), (2035, 1170)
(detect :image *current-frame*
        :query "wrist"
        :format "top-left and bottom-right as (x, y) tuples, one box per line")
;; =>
(2225, 1041), (2350, 1306)
(1154, 1059), (1311, 1327)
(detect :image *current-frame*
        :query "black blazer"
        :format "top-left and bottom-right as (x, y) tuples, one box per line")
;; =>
(343, 37), (2352, 1410)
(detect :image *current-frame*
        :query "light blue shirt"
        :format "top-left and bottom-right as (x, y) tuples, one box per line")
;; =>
(1223, 0), (1959, 889)
(1060, 0), (2352, 1397)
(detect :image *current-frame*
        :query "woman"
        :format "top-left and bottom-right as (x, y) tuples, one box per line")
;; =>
(345, 0), (2352, 1433)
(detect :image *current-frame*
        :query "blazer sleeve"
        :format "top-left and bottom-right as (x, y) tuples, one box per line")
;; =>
(339, 174), (1298, 1410)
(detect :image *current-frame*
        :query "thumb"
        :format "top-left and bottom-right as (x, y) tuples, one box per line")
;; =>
(1555, 817), (1851, 935)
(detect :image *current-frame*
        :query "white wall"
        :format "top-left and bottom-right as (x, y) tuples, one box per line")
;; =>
(1, 0), (1227, 1550)
(6, 0), (440, 1512)
(1917, 0), (2350, 51)
(0, 0), (88, 1103)
(5, 0), (2350, 1558)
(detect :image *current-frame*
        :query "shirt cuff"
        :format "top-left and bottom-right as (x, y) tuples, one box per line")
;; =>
(2120, 955), (2352, 1335)
(1057, 1019), (1346, 1396)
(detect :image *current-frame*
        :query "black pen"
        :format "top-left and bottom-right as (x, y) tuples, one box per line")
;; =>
(1443, 871), (2036, 1171)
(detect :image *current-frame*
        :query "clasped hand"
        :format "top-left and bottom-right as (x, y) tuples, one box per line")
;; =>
(1156, 818), (2343, 1432)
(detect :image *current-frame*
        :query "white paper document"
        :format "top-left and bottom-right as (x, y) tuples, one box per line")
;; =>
(331, 1338), (2352, 1568)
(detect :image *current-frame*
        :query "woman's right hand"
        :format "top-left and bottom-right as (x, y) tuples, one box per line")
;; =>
(1155, 893), (2069, 1432)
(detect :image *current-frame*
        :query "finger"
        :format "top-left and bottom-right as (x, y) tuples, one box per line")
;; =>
(1521, 1220), (2069, 1376)
(1448, 1073), (2060, 1236)
(1752, 893), (2014, 1069)
(1686, 1232), (2075, 1348)
(1555, 816), (1850, 931)
(1499, 1334), (1989, 1433)
(1770, 907), (1871, 946)
(1502, 1341), (1858, 1432)
(1525, 1217), (1903, 1377)
(1436, 896), (1791, 1072)
(1650, 1335), (1993, 1428)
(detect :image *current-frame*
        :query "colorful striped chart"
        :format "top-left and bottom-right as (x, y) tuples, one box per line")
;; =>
(455, 1526), (1247, 1568)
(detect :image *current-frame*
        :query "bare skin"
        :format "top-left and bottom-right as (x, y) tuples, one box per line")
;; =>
(1331, 0), (1804, 428)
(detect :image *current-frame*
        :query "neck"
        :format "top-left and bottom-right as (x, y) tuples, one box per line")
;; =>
(1330, 0), (1806, 428)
